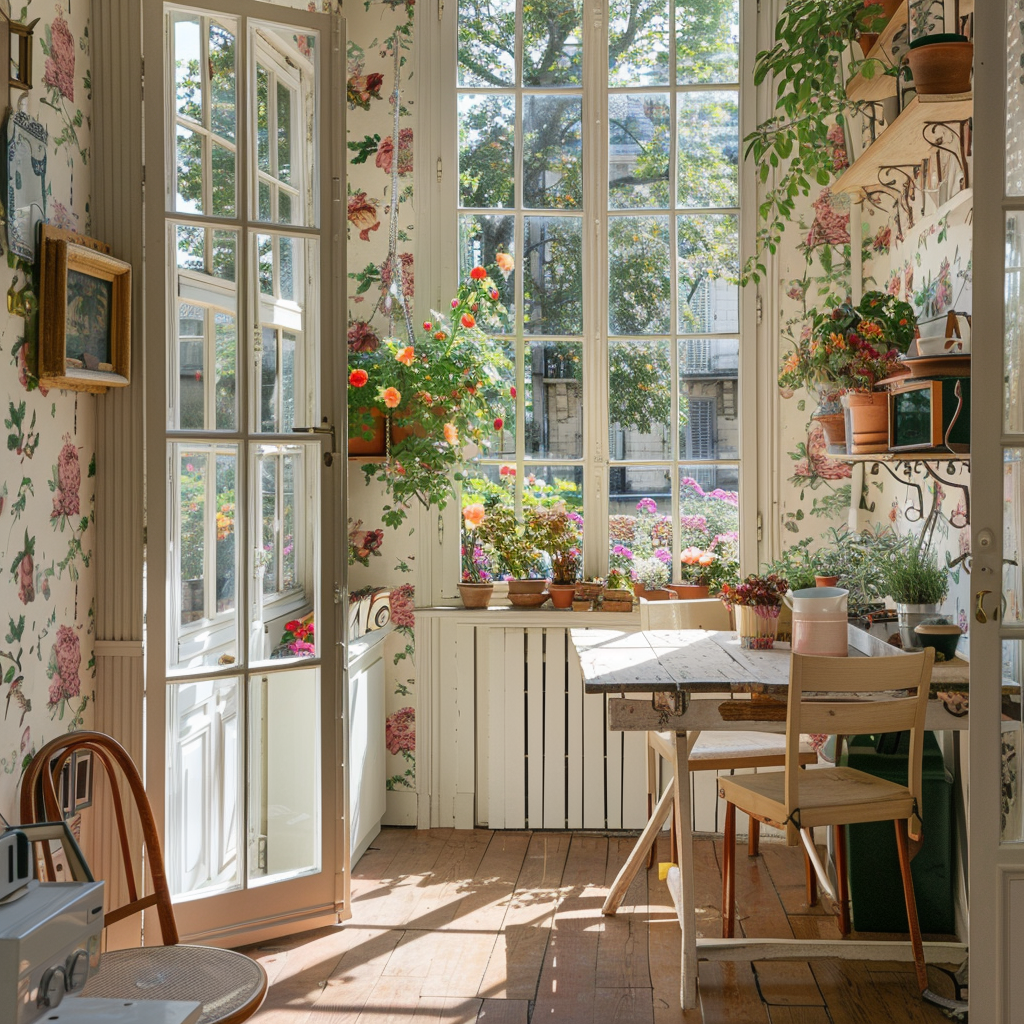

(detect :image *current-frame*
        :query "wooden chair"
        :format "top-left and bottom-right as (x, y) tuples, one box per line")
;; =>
(602, 600), (816, 915)
(719, 649), (935, 994)
(20, 731), (268, 1024)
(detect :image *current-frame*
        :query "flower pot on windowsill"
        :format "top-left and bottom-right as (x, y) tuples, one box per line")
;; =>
(666, 583), (710, 600)
(458, 582), (494, 608)
(815, 575), (841, 588)
(812, 412), (847, 449)
(906, 35), (973, 95)
(548, 583), (577, 609)
(507, 578), (549, 607)
(633, 582), (672, 601)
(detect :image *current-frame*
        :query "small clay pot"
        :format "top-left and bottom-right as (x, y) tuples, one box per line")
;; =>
(907, 37), (973, 95)
(548, 583), (577, 609)
(666, 584), (710, 600)
(458, 582), (493, 608)
(815, 575), (840, 588)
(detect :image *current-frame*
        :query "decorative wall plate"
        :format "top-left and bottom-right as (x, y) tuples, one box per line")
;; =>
(5, 109), (47, 260)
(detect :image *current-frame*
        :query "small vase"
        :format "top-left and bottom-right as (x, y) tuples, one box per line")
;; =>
(815, 575), (840, 588)
(735, 604), (781, 650)
(666, 583), (710, 600)
(507, 578), (550, 607)
(548, 583), (576, 609)
(458, 582), (494, 608)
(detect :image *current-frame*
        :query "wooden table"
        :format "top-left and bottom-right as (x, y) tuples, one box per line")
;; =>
(568, 625), (972, 1011)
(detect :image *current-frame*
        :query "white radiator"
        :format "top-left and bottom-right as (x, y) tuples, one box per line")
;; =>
(414, 611), (745, 834)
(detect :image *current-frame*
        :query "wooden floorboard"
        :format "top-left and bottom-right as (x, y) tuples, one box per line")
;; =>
(247, 827), (955, 1024)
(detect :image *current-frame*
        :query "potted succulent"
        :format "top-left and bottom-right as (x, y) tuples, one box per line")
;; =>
(458, 503), (493, 608)
(718, 573), (790, 650)
(350, 259), (514, 528)
(603, 569), (636, 612)
(878, 543), (949, 648)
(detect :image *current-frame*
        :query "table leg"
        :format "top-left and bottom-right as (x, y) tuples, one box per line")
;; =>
(670, 729), (698, 1010)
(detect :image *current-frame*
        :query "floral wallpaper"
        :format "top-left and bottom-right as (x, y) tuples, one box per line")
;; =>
(344, 0), (420, 824)
(0, 1), (95, 822)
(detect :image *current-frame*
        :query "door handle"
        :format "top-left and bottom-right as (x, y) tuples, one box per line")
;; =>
(292, 420), (337, 466)
(975, 589), (999, 624)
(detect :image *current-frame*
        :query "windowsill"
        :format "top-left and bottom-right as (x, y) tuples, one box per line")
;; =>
(414, 604), (640, 624)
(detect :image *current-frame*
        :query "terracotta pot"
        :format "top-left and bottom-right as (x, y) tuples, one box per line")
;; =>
(815, 575), (840, 588)
(907, 39), (973, 95)
(812, 412), (847, 449)
(507, 578), (549, 607)
(348, 407), (387, 456)
(845, 389), (889, 452)
(666, 583), (710, 600)
(857, 0), (901, 54)
(548, 583), (576, 609)
(458, 582), (493, 608)
(634, 582), (672, 601)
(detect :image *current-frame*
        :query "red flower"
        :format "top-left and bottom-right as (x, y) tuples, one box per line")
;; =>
(490, 289), (499, 300)
(493, 417), (504, 430)
(470, 266), (487, 280)
(451, 299), (458, 309)
(422, 321), (432, 331)
(461, 313), (476, 328)
(349, 369), (369, 387)
(510, 386), (516, 398)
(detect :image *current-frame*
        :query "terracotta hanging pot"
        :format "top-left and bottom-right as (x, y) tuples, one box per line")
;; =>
(906, 36), (973, 95)
(857, 0), (902, 55)
(348, 407), (387, 456)
(845, 390), (889, 453)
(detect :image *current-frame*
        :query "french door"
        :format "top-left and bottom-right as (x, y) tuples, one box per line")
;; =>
(970, 5), (1024, 1018)
(143, 0), (347, 944)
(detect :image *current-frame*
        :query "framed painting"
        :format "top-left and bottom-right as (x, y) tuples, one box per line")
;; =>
(38, 226), (131, 392)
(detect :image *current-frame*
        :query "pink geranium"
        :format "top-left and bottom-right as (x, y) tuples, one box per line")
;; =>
(44, 15), (75, 101)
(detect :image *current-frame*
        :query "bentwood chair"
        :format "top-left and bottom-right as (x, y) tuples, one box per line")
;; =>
(603, 599), (816, 914)
(719, 649), (935, 994)
(21, 731), (268, 1024)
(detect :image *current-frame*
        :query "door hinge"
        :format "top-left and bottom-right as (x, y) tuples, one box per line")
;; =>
(756, 512), (763, 543)
(436, 156), (443, 184)
(756, 293), (763, 326)
(257, 835), (268, 872)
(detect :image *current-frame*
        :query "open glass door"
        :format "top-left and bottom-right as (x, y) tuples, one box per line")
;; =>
(970, 5), (1024, 1019)
(143, 0), (347, 945)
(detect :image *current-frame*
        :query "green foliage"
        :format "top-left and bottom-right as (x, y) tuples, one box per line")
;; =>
(819, 524), (911, 614)
(763, 538), (818, 591)
(879, 543), (949, 605)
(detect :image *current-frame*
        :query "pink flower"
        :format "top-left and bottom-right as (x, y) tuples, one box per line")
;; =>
(375, 127), (414, 175)
(804, 188), (850, 249)
(386, 707), (416, 754)
(47, 625), (81, 707)
(347, 192), (380, 241)
(390, 583), (415, 628)
(43, 15), (75, 101)
(52, 439), (81, 520)
(18, 552), (34, 605)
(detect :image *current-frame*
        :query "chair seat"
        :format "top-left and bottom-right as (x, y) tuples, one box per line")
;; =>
(718, 765), (916, 830)
(83, 945), (268, 1024)
(650, 729), (817, 771)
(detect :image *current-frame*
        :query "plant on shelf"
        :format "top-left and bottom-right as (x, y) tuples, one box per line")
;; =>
(350, 259), (515, 528)
(472, 499), (544, 581)
(742, 0), (896, 282)
(270, 614), (315, 659)
(879, 542), (950, 646)
(460, 503), (492, 584)
(814, 548), (847, 581)
(818, 524), (910, 615)
(607, 568), (634, 592)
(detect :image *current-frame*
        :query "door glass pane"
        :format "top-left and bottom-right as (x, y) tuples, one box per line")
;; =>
(173, 444), (239, 670)
(166, 677), (243, 898)
(609, 215), (671, 334)
(677, 90), (739, 208)
(1006, 213), (1024, 433)
(1001, 641), (1024, 843)
(173, 224), (239, 431)
(679, 339), (739, 459)
(459, 214), (515, 316)
(527, 341), (582, 458)
(248, 666), (320, 883)
(1007, 0), (1024, 196)
(609, 339), (672, 455)
(609, 93), (671, 209)
(459, 94), (515, 209)
(209, 19), (237, 142)
(523, 95), (582, 210)
(679, 464), (740, 579)
(1003, 449), (1024, 625)
(609, 472), (673, 584)
(677, 213), (739, 333)
(609, 0), (669, 87)
(523, 217), (583, 335)
(254, 233), (318, 432)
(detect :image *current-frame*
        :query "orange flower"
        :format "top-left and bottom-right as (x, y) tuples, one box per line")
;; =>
(698, 553), (716, 567)
(496, 252), (514, 275)
(381, 386), (402, 409)
(395, 346), (415, 366)
(461, 313), (476, 329)
(469, 266), (487, 280)
(681, 546), (703, 565)
(463, 503), (485, 528)
(444, 423), (458, 444)
(782, 353), (799, 374)
(349, 368), (368, 387)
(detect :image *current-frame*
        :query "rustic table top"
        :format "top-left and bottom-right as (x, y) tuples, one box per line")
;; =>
(569, 625), (973, 697)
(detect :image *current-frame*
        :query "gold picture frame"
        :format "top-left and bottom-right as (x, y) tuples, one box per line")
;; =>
(38, 226), (131, 393)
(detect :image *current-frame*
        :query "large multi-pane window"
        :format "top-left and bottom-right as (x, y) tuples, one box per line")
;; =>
(160, 7), (327, 901)
(452, 0), (748, 583)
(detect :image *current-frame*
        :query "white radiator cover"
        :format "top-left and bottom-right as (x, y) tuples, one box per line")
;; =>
(415, 610), (760, 834)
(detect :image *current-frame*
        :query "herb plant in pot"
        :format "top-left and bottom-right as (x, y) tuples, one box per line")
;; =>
(719, 573), (790, 651)
(879, 544), (949, 647)
(814, 549), (845, 588)
(633, 555), (672, 600)
(459, 503), (493, 608)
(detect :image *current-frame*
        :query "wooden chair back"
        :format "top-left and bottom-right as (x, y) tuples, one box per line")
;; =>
(785, 649), (934, 836)
(640, 597), (732, 631)
(20, 730), (179, 945)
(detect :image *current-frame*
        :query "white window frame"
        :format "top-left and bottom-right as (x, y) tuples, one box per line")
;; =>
(415, 0), (762, 602)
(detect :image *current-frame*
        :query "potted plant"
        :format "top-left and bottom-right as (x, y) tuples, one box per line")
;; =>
(458, 503), (494, 608)
(814, 548), (846, 587)
(473, 498), (549, 606)
(531, 505), (583, 609)
(603, 569), (636, 612)
(878, 543), (949, 647)
(350, 259), (514, 528)
(633, 555), (672, 600)
(718, 573), (790, 650)
(764, 539), (819, 592)
(670, 545), (740, 600)
(906, 0), (972, 95)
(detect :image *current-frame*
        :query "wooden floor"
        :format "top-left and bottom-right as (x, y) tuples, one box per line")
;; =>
(245, 827), (954, 1023)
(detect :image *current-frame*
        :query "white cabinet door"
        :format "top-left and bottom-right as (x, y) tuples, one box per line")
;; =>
(349, 647), (386, 863)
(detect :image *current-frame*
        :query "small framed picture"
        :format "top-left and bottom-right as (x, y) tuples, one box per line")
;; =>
(38, 226), (132, 392)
